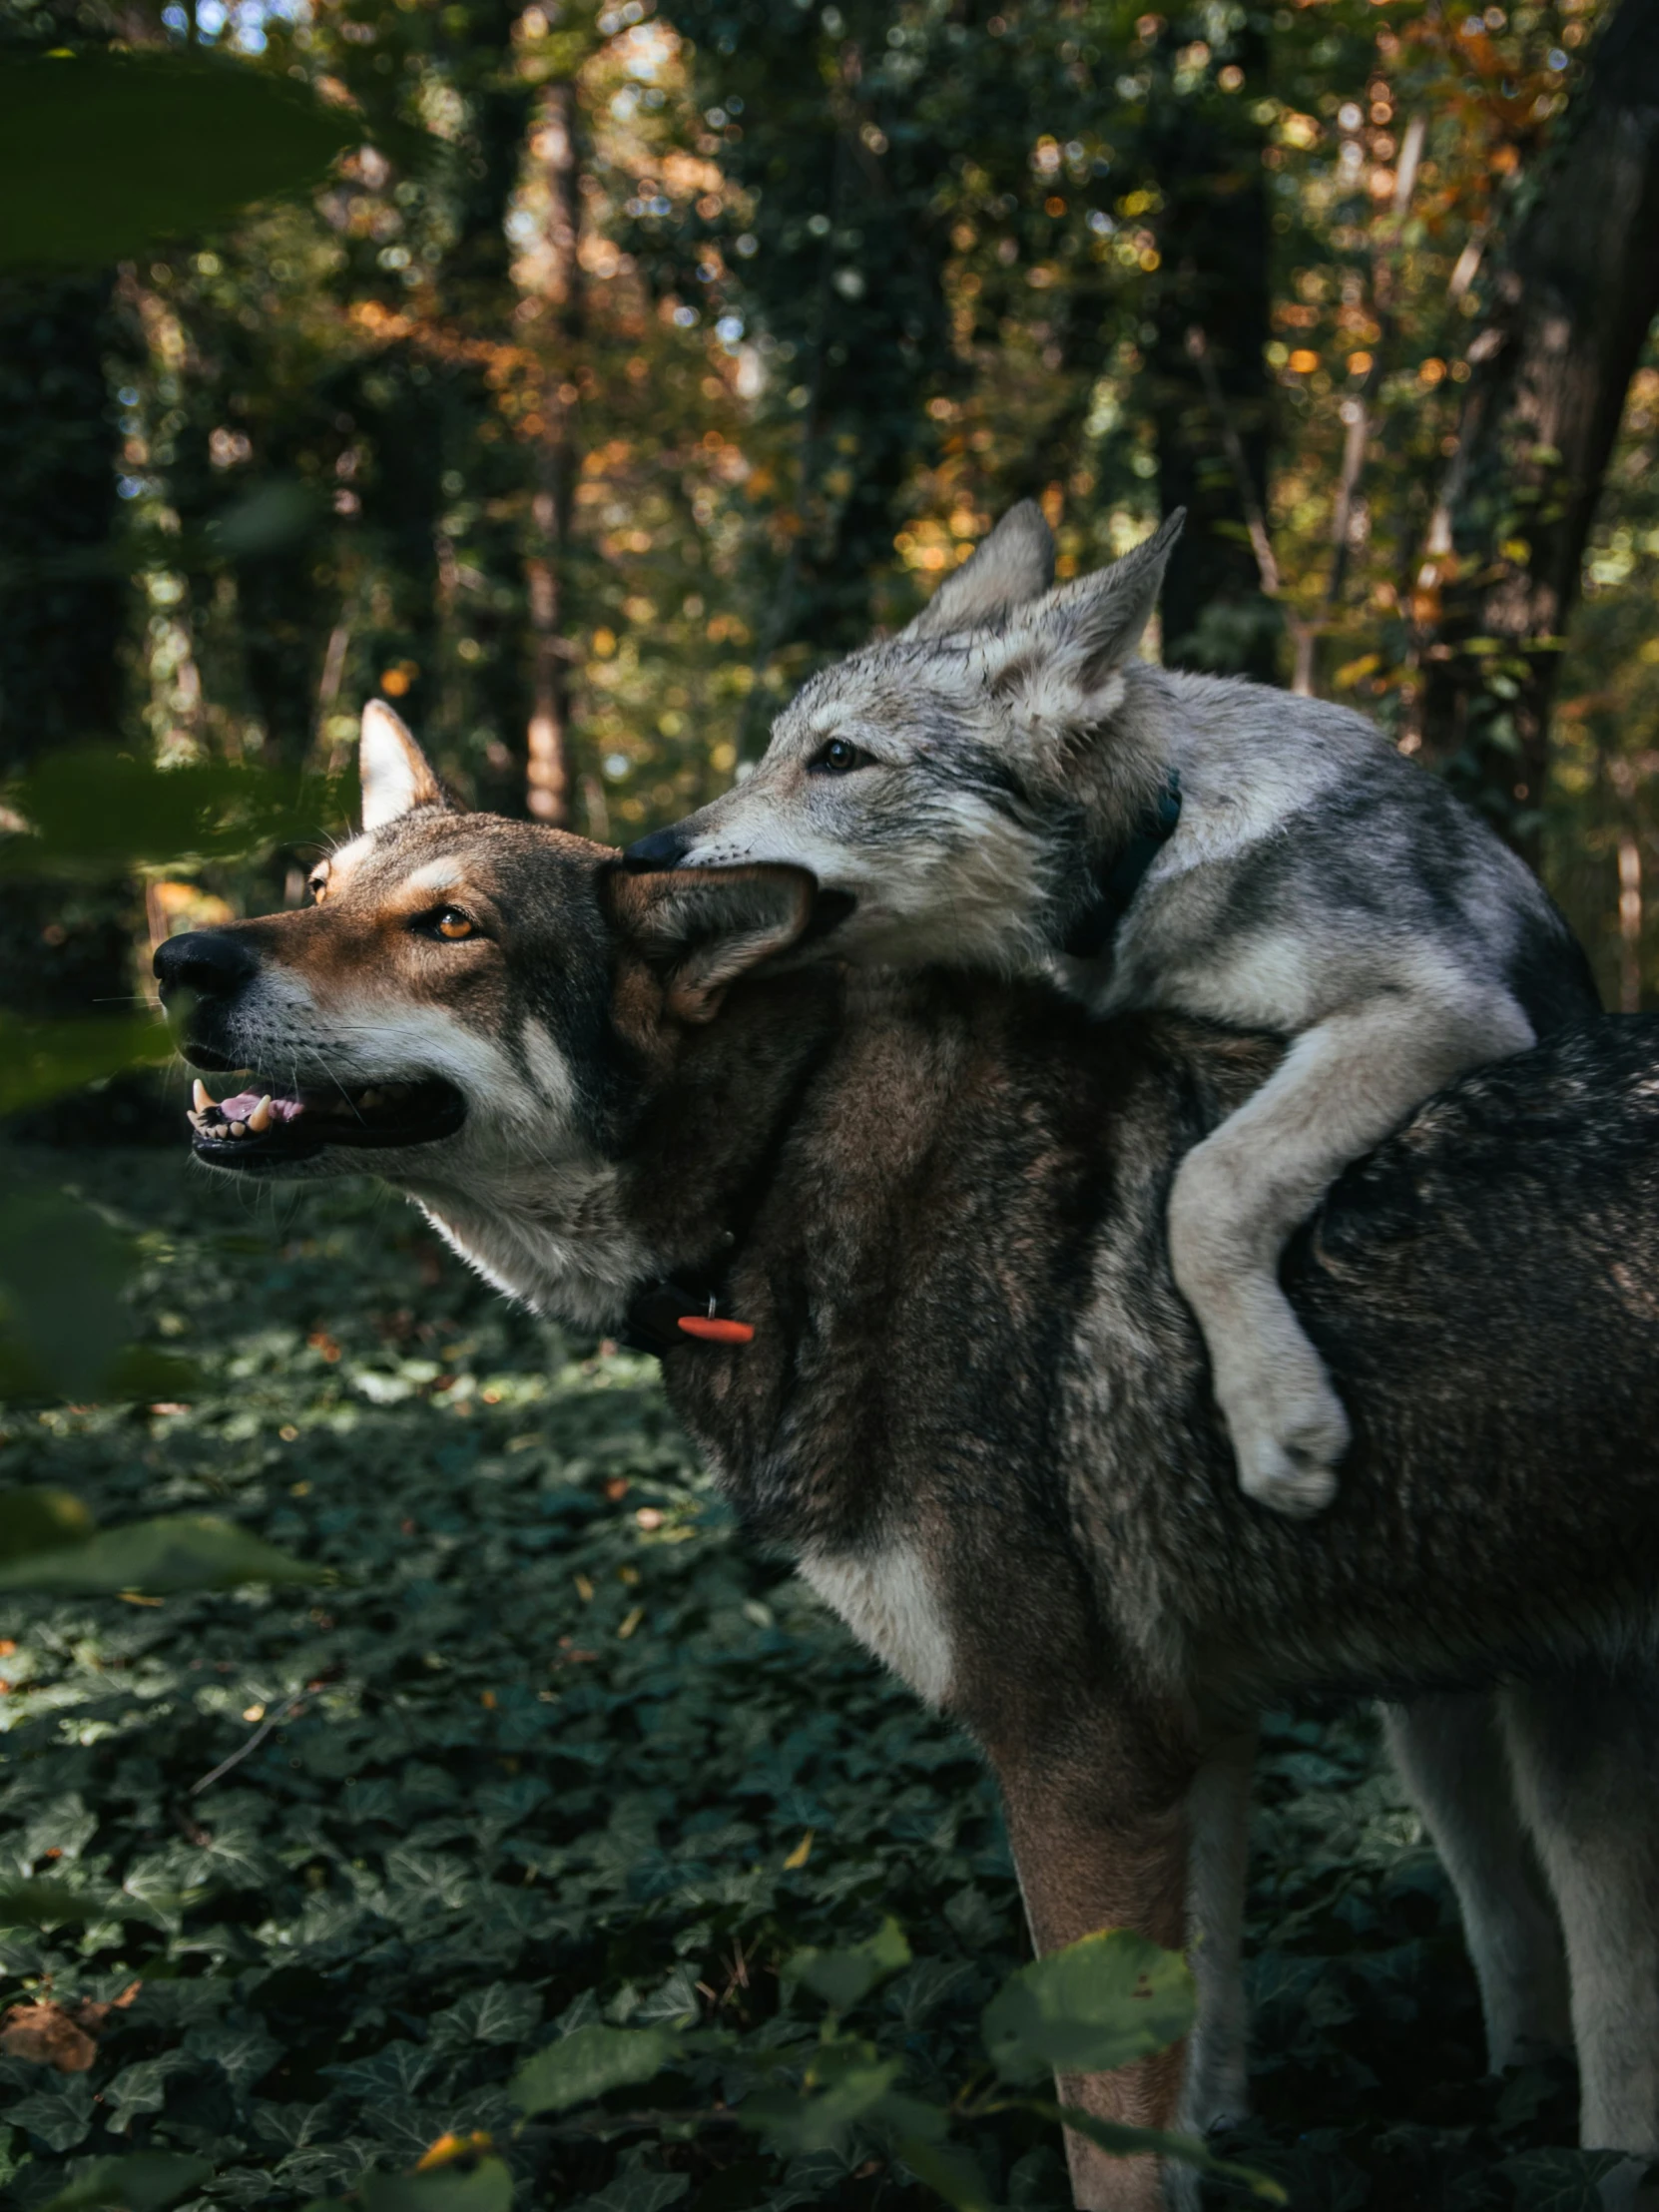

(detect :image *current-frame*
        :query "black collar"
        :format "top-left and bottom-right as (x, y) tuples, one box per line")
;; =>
(1061, 768), (1183, 961)
(619, 1026), (834, 1360)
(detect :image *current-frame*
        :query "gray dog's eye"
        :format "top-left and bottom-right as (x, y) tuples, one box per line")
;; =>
(810, 737), (870, 775)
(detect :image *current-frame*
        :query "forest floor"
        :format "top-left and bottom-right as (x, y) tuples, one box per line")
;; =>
(0, 1150), (1630, 2212)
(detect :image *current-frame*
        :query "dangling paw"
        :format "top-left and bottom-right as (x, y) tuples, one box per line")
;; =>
(1223, 1340), (1351, 1519)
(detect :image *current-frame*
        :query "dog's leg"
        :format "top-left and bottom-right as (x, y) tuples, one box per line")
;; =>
(1382, 1692), (1570, 2065)
(1167, 985), (1533, 1514)
(994, 1720), (1196, 2211)
(1500, 1664), (1659, 2158)
(1179, 1725), (1256, 2137)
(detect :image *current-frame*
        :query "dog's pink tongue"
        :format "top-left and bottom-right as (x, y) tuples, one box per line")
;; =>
(219, 1090), (303, 1123)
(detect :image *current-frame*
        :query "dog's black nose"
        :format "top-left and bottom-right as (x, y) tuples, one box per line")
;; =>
(623, 828), (692, 872)
(153, 930), (261, 1000)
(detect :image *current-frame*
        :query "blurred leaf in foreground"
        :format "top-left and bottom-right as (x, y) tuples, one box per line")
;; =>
(981, 1929), (1196, 2084)
(509, 2024), (683, 2116)
(0, 1177), (131, 1394)
(0, 1878), (119, 1931)
(0, 1015), (174, 1118)
(0, 1512), (316, 1594)
(359, 2160), (515, 2212)
(2, 750), (353, 880)
(38, 2153), (214, 2212)
(0, 1483), (96, 1562)
(0, 52), (366, 271)
(785, 1917), (911, 2011)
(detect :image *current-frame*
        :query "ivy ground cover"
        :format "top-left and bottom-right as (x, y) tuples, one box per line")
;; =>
(0, 1150), (1622, 2212)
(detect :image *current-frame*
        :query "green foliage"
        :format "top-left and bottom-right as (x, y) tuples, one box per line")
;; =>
(0, 1020), (176, 1121)
(0, 1512), (316, 1597)
(0, 1878), (121, 1931)
(0, 1487), (96, 1563)
(37, 2151), (212, 2212)
(0, 1151), (1639, 2211)
(510, 1923), (1255, 2204)
(784, 1916), (909, 2012)
(1, 753), (356, 881)
(509, 2026), (683, 2117)
(0, 1173), (190, 1399)
(982, 1930), (1196, 2085)
(0, 52), (372, 271)
(358, 2158), (515, 2212)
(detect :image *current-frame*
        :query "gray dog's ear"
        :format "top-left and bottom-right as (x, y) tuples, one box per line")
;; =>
(975, 509), (1184, 751)
(359, 700), (448, 830)
(901, 500), (1056, 640)
(604, 864), (816, 1024)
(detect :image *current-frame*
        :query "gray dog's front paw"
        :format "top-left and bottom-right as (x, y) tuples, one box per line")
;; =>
(1227, 1357), (1351, 1519)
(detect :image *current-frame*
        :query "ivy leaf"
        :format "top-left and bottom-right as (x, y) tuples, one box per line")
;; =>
(182, 2015), (284, 2091)
(1048, 2105), (1287, 2201)
(981, 1930), (1195, 2084)
(508, 2025), (683, 2116)
(890, 2135), (997, 2212)
(633, 1965), (702, 2030)
(38, 2153), (214, 2212)
(784, 1918), (910, 2012)
(359, 2160), (514, 2212)
(0, 52), (374, 272)
(738, 2058), (902, 2154)
(0, 1877), (117, 1930)
(575, 2174), (690, 2212)
(431, 1982), (543, 2047)
(1500, 2148), (1651, 2212)
(11, 2074), (97, 2152)
(2, 750), (353, 878)
(0, 1016), (175, 1123)
(0, 1485), (96, 1562)
(0, 1514), (317, 1595)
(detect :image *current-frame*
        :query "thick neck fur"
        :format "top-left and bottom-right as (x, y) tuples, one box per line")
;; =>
(398, 967), (847, 1333)
(1027, 660), (1183, 946)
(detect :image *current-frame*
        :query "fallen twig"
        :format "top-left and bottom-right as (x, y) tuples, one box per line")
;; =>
(190, 1691), (304, 1797)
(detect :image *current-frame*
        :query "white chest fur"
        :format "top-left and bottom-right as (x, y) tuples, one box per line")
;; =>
(798, 1539), (954, 1709)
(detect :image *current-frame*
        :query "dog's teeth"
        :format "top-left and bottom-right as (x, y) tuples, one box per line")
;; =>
(210, 1121), (229, 1139)
(230, 1120), (248, 1138)
(247, 1095), (273, 1134)
(193, 1080), (217, 1113)
(358, 1088), (382, 1109)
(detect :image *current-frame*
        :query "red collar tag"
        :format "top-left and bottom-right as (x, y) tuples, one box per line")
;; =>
(677, 1315), (756, 1345)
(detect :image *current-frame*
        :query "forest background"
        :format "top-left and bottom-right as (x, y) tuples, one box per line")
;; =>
(4, 0), (1659, 1061)
(4, 4), (1659, 2211)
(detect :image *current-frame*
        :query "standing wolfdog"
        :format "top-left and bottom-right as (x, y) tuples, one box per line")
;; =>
(625, 506), (1598, 1519)
(154, 715), (1659, 2210)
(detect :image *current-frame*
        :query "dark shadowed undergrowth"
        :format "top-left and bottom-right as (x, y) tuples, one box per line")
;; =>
(0, 1151), (1613, 2212)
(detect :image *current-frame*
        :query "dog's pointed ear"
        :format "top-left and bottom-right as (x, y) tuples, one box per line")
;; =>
(360, 700), (447, 830)
(604, 864), (817, 1024)
(975, 509), (1184, 747)
(902, 500), (1056, 640)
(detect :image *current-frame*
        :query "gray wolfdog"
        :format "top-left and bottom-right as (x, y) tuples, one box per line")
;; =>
(154, 712), (1659, 2210)
(624, 506), (1598, 1520)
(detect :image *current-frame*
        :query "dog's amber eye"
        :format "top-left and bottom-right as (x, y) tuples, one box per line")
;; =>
(435, 908), (474, 940)
(811, 737), (869, 775)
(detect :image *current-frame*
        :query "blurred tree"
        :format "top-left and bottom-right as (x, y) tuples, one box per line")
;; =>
(1139, 9), (1281, 678)
(1407, 0), (1659, 867)
(11, 0), (1659, 1037)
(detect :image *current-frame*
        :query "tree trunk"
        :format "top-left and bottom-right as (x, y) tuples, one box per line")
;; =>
(1144, 27), (1280, 682)
(524, 77), (582, 829)
(1408, 0), (1659, 866)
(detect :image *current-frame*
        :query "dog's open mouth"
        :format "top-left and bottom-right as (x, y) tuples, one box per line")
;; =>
(187, 1077), (466, 1166)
